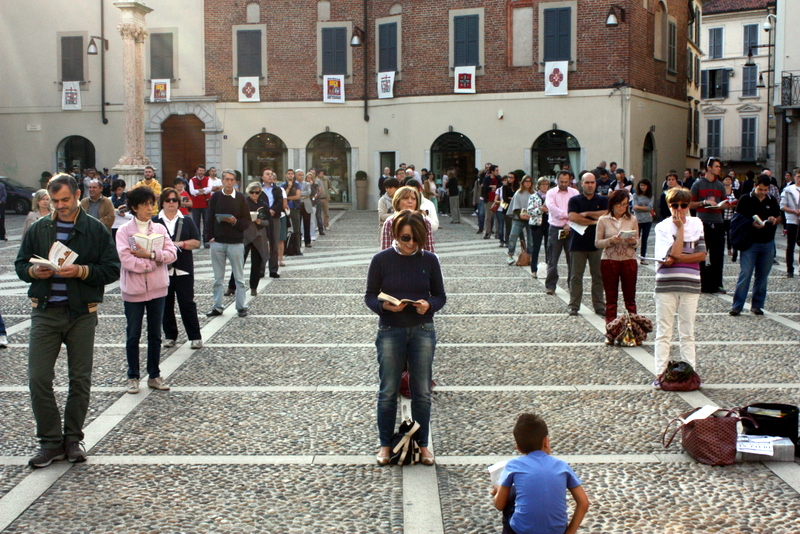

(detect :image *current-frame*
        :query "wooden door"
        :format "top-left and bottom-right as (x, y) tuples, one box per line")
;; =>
(161, 114), (205, 186)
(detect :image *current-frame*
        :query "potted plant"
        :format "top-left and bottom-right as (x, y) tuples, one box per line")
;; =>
(355, 170), (368, 210)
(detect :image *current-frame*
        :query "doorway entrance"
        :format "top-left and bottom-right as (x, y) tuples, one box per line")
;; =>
(531, 130), (581, 180)
(57, 135), (95, 173)
(161, 114), (205, 185)
(243, 133), (288, 182)
(430, 132), (475, 186)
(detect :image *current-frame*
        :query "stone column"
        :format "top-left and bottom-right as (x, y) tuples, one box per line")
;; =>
(112, 1), (154, 189)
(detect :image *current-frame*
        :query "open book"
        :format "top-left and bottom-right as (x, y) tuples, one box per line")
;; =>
(30, 242), (78, 271)
(378, 292), (418, 306)
(130, 233), (165, 253)
(215, 213), (233, 222)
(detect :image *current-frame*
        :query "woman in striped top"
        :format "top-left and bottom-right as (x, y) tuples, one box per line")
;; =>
(652, 188), (707, 385)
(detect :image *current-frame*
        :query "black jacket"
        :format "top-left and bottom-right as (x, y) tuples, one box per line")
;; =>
(258, 184), (284, 219)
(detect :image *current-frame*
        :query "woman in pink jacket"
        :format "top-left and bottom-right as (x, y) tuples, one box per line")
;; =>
(116, 186), (177, 395)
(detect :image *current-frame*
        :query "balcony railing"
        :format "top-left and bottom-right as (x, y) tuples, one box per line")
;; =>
(782, 72), (800, 108)
(701, 146), (768, 162)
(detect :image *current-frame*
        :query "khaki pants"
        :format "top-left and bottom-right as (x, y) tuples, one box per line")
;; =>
(318, 198), (330, 228)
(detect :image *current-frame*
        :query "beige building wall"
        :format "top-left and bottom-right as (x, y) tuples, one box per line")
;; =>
(0, 0), (204, 184)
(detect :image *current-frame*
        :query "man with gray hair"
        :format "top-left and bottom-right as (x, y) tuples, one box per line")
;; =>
(205, 169), (252, 318)
(80, 179), (114, 230)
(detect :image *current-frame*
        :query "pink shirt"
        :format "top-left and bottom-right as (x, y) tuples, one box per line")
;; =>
(545, 187), (579, 228)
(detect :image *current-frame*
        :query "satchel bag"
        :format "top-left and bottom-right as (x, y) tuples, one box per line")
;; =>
(389, 404), (421, 465)
(662, 407), (756, 466)
(655, 361), (702, 391)
(515, 236), (530, 266)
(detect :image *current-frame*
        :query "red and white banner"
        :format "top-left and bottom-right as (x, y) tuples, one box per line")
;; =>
(151, 79), (171, 102)
(453, 66), (476, 94)
(323, 75), (345, 103)
(238, 76), (260, 102)
(378, 71), (395, 99)
(544, 61), (569, 96)
(62, 81), (81, 110)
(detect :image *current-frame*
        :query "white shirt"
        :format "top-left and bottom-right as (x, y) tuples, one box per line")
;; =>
(781, 184), (800, 225)
(208, 177), (223, 192)
(157, 210), (189, 276)
(420, 196), (439, 231)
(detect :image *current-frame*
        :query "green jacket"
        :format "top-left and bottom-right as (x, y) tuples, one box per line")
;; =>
(15, 208), (120, 316)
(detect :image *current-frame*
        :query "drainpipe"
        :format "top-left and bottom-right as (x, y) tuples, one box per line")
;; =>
(363, 0), (369, 122)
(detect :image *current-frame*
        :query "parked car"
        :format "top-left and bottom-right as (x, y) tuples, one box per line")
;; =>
(0, 176), (36, 214)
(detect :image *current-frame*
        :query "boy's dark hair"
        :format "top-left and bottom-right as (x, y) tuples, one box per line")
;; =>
(513, 413), (548, 453)
(384, 177), (400, 190)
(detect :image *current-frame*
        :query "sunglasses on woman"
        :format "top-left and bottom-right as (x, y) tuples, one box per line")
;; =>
(163, 198), (180, 203)
(670, 203), (690, 209)
(399, 235), (415, 242)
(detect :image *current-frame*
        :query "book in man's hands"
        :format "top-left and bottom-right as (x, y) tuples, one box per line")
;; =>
(215, 213), (233, 223)
(378, 292), (418, 306)
(129, 233), (165, 253)
(30, 242), (78, 271)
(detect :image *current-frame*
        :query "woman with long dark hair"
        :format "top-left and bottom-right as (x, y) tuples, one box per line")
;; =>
(632, 179), (654, 263)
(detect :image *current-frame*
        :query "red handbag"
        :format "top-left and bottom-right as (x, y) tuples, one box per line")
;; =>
(663, 407), (757, 465)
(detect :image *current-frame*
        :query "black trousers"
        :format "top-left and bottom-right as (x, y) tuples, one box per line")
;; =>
(700, 221), (725, 292)
(265, 217), (280, 274)
(228, 243), (263, 291)
(300, 204), (312, 245)
(162, 274), (202, 341)
(0, 202), (6, 240)
(786, 224), (798, 275)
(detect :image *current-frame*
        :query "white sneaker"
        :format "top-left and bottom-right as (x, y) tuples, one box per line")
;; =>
(506, 256), (515, 265)
(311, 235), (317, 241)
(0, 335), (7, 348)
(190, 339), (203, 350)
(163, 339), (176, 348)
(127, 379), (139, 394)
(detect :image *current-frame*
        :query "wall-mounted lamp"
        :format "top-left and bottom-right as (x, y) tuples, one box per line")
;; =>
(87, 32), (109, 124)
(87, 36), (108, 55)
(606, 5), (626, 27)
(383, 128), (389, 135)
(350, 26), (365, 47)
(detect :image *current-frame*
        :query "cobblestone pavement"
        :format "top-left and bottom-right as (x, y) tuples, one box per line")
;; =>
(1, 209), (800, 533)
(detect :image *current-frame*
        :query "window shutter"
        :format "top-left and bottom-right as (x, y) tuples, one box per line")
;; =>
(701, 69), (708, 99)
(743, 24), (758, 56)
(709, 28), (722, 59)
(668, 22), (677, 73)
(720, 69), (730, 98)
(237, 30), (261, 77)
(687, 49), (693, 80)
(61, 36), (84, 82)
(151, 33), (173, 80)
(322, 27), (347, 75)
(378, 22), (397, 73)
(742, 117), (756, 160)
(742, 65), (757, 97)
(544, 8), (570, 62)
(454, 15), (479, 67)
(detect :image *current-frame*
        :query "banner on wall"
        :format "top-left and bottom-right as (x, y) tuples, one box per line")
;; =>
(453, 66), (476, 94)
(238, 76), (260, 102)
(62, 81), (81, 110)
(377, 71), (395, 99)
(323, 75), (346, 103)
(544, 61), (569, 96)
(151, 79), (171, 102)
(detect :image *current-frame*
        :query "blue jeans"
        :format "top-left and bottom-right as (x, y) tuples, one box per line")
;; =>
(495, 211), (506, 242)
(732, 241), (774, 311)
(507, 220), (531, 256)
(0, 310), (6, 335)
(211, 242), (246, 311)
(375, 323), (437, 447)
(476, 200), (485, 231)
(124, 297), (166, 380)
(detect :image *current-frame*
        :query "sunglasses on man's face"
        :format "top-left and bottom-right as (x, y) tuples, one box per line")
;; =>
(399, 234), (415, 243)
(670, 203), (690, 209)
(163, 198), (180, 203)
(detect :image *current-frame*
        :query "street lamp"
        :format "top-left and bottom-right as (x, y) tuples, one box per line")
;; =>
(86, 0), (109, 124)
(606, 5), (626, 27)
(349, 0), (369, 122)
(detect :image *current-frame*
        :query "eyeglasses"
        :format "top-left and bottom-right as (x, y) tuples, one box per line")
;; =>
(249, 191), (261, 195)
(670, 203), (690, 209)
(163, 198), (179, 203)
(399, 235), (415, 242)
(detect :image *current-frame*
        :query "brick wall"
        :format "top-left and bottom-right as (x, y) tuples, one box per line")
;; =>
(204, 0), (689, 103)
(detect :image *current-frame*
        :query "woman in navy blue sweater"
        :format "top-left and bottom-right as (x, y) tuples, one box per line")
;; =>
(365, 210), (446, 465)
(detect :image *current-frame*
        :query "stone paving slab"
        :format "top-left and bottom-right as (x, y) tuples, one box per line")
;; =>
(0, 346), (136, 387)
(92, 391), (378, 456)
(437, 462), (800, 534)
(208, 316), (376, 344)
(247, 294), (368, 315)
(1, 391), (125, 456)
(433, 346), (653, 386)
(0, 467), (28, 498)
(431, 390), (691, 456)
(170, 346), (378, 387)
(4, 464), (403, 534)
(635, 313), (800, 342)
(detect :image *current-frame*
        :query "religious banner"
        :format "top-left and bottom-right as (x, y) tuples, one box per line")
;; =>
(544, 61), (569, 96)
(238, 76), (260, 102)
(323, 75), (346, 104)
(377, 71), (395, 99)
(453, 66), (476, 94)
(151, 79), (171, 102)
(62, 81), (81, 110)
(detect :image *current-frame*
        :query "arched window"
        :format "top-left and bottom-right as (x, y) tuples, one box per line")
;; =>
(307, 132), (351, 203)
(643, 132), (656, 182)
(242, 133), (288, 183)
(531, 130), (581, 179)
(654, 1), (667, 61)
(57, 135), (96, 173)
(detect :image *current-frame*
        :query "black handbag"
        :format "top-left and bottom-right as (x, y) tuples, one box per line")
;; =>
(389, 418), (421, 465)
(739, 404), (799, 447)
(656, 361), (701, 391)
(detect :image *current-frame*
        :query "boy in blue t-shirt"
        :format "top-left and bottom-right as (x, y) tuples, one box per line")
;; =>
(491, 413), (589, 534)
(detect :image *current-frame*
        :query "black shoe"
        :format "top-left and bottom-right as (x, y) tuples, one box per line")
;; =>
(250, 289), (258, 297)
(568, 309), (579, 316)
(269, 272), (280, 278)
(203, 243), (210, 249)
(716, 287), (727, 294)
(29, 445), (66, 468)
(237, 308), (248, 318)
(484, 235), (490, 239)
(206, 308), (223, 317)
(224, 288), (235, 296)
(788, 272), (794, 278)
(319, 231), (325, 236)
(65, 441), (87, 463)
(476, 229), (483, 234)
(752, 308), (764, 315)
(729, 309), (741, 316)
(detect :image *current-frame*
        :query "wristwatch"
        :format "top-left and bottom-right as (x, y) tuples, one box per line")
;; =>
(150, 252), (156, 260)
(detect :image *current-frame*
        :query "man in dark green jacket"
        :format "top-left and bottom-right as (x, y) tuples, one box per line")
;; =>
(15, 174), (120, 468)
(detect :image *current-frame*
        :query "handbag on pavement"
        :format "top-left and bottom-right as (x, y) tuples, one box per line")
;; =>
(389, 403), (421, 465)
(655, 361), (701, 391)
(662, 407), (757, 466)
